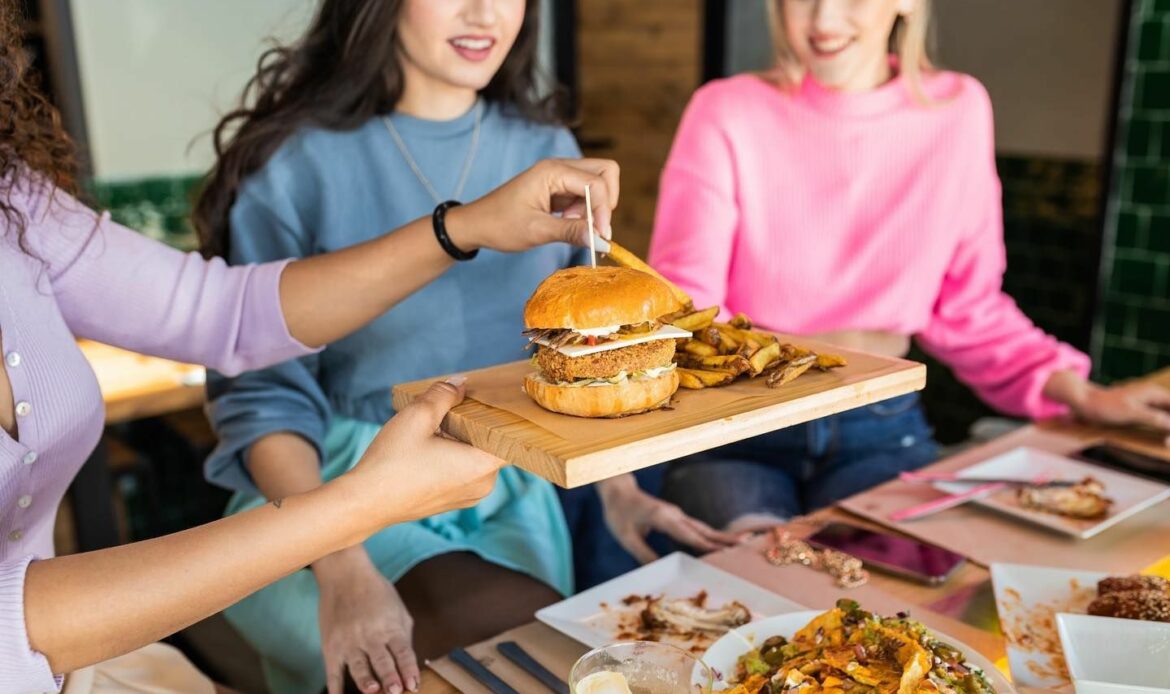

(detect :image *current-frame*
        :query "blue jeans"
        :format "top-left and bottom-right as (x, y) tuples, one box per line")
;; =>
(558, 466), (675, 590)
(661, 393), (939, 529)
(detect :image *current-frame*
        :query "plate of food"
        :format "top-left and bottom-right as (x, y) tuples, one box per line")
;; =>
(535, 552), (804, 654)
(933, 447), (1170, 539)
(703, 600), (1015, 693)
(392, 243), (925, 488)
(991, 562), (1170, 688)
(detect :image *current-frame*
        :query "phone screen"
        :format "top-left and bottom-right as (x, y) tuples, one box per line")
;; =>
(806, 523), (967, 584)
(1075, 444), (1170, 484)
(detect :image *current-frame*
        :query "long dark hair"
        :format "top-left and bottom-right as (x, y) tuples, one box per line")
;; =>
(0, 0), (79, 254)
(194, 0), (559, 259)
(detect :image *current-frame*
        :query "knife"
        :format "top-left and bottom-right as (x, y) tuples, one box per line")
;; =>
(889, 481), (1006, 522)
(449, 647), (520, 694)
(898, 471), (1077, 487)
(497, 642), (571, 694)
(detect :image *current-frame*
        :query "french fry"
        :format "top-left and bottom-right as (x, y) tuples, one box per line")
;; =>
(677, 369), (707, 389)
(716, 323), (779, 348)
(816, 353), (848, 370)
(767, 355), (816, 388)
(669, 306), (718, 333)
(748, 342), (782, 376)
(682, 339), (719, 358)
(678, 367), (736, 388)
(698, 354), (752, 375)
(605, 240), (694, 310)
(713, 324), (743, 351)
(675, 353), (751, 375)
(697, 326), (722, 347)
(670, 308), (834, 390)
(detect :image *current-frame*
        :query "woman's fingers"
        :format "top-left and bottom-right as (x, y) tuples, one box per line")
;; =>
(346, 653), (380, 693)
(325, 653), (346, 694)
(563, 158), (621, 210)
(619, 529), (660, 565)
(540, 160), (618, 242)
(687, 516), (742, 547)
(368, 647), (403, 694)
(388, 634), (421, 693)
(1131, 401), (1170, 433)
(404, 379), (467, 433)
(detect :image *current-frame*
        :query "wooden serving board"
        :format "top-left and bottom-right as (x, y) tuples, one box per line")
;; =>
(392, 338), (925, 488)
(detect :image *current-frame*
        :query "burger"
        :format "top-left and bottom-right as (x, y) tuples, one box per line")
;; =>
(522, 266), (691, 418)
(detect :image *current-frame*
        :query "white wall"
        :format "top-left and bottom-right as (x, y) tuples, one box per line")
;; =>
(725, 0), (1123, 160)
(71, 0), (315, 180)
(933, 0), (1123, 160)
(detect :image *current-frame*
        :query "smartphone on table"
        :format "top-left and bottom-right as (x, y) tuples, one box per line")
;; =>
(805, 521), (967, 586)
(1073, 443), (1170, 484)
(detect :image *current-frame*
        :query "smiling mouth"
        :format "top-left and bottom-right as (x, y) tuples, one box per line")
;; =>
(450, 36), (495, 52)
(810, 37), (854, 58)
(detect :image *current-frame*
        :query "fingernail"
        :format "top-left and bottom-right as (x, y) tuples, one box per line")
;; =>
(408, 677), (420, 692)
(388, 685), (402, 694)
(604, 222), (613, 240)
(593, 232), (611, 253)
(445, 374), (467, 386)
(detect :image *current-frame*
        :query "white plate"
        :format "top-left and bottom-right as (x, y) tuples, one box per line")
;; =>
(535, 553), (804, 653)
(935, 447), (1170, 539)
(1058, 613), (1170, 694)
(990, 562), (1108, 688)
(702, 610), (1017, 692)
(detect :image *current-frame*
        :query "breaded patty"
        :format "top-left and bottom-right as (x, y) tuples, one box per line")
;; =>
(1087, 590), (1170, 622)
(1098, 575), (1170, 596)
(535, 339), (675, 382)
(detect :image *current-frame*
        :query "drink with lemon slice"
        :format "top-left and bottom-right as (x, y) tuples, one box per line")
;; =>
(570, 642), (713, 693)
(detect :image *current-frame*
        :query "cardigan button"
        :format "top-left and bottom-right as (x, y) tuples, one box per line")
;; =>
(22, 451), (37, 465)
(5, 351), (20, 367)
(14, 401), (30, 417)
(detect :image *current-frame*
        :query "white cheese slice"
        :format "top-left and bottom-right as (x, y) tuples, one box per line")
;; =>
(575, 324), (621, 337)
(534, 324), (692, 357)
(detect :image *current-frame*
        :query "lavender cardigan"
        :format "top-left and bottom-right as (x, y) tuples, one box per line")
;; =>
(0, 179), (314, 692)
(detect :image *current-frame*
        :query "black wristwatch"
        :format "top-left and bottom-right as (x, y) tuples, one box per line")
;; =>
(432, 200), (478, 261)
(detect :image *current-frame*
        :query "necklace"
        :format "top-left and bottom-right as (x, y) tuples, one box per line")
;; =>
(382, 100), (483, 205)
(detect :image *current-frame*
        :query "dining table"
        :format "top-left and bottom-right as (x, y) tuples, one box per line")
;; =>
(72, 340), (205, 551)
(418, 366), (1170, 694)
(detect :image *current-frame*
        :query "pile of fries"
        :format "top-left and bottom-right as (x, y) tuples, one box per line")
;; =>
(665, 307), (847, 390)
(604, 242), (846, 391)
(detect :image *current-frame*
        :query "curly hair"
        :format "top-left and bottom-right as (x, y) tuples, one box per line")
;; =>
(0, 1), (80, 253)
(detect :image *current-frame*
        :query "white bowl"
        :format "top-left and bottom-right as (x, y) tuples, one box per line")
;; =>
(989, 562), (1107, 688)
(1057, 613), (1170, 693)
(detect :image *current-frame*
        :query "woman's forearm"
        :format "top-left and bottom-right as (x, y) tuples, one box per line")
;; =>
(1042, 369), (1093, 413)
(278, 216), (454, 348)
(24, 475), (376, 674)
(247, 433), (373, 576)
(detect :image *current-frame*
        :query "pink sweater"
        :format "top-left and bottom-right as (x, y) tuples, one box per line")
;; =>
(649, 71), (1089, 419)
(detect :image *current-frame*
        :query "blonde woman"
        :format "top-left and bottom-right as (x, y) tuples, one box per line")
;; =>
(649, 0), (1170, 531)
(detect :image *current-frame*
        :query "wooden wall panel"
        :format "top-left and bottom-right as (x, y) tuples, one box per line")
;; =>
(575, 0), (703, 258)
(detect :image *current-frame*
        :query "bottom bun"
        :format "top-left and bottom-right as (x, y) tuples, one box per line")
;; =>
(523, 370), (680, 418)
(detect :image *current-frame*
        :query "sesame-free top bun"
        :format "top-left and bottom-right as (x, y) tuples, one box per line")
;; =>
(523, 369), (680, 418)
(523, 266), (682, 330)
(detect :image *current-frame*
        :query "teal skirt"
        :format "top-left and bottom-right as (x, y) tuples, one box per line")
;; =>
(223, 415), (574, 694)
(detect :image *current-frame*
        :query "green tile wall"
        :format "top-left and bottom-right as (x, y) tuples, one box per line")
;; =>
(1094, 0), (1170, 382)
(89, 175), (203, 251)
